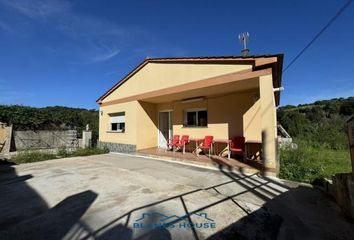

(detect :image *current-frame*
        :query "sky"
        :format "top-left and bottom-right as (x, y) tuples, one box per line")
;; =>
(0, 0), (353, 109)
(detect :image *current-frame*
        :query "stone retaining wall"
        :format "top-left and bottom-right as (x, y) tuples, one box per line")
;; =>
(13, 130), (78, 150)
(97, 141), (136, 153)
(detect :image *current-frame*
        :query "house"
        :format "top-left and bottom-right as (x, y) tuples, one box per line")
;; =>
(96, 55), (283, 175)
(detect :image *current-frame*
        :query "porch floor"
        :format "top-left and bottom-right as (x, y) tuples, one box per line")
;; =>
(137, 147), (264, 174)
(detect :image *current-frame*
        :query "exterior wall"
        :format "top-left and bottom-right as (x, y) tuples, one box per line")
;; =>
(102, 63), (252, 103)
(136, 101), (158, 150)
(0, 123), (12, 155)
(98, 91), (262, 152)
(99, 101), (138, 146)
(0, 124), (7, 140)
(99, 100), (158, 150)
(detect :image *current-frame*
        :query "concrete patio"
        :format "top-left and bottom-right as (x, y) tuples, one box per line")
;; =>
(137, 147), (264, 175)
(0, 153), (353, 240)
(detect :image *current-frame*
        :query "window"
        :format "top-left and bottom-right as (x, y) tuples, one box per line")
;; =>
(109, 112), (125, 132)
(184, 109), (207, 127)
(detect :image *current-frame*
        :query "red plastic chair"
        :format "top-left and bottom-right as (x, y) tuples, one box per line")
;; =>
(198, 136), (214, 157)
(166, 135), (180, 151)
(230, 136), (245, 160)
(175, 135), (189, 154)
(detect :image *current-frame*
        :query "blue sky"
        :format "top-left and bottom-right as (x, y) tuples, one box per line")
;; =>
(0, 0), (353, 109)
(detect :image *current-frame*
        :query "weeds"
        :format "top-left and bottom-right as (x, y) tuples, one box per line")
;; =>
(279, 139), (351, 183)
(68, 147), (109, 157)
(12, 151), (57, 164)
(11, 147), (109, 164)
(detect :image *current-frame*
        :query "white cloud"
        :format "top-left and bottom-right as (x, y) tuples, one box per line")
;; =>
(0, 0), (188, 65)
(90, 48), (120, 63)
(0, 0), (70, 19)
(0, 0), (133, 64)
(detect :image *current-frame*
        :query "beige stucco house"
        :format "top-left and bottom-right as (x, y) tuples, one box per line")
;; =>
(97, 55), (283, 174)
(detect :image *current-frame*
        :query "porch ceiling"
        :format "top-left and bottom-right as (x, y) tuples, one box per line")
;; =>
(142, 77), (259, 103)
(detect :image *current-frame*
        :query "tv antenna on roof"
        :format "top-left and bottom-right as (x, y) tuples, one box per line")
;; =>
(238, 32), (250, 56)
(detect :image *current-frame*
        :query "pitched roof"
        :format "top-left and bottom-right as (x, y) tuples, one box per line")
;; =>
(97, 54), (283, 104)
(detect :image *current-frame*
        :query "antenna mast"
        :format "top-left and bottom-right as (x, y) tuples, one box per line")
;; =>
(238, 32), (250, 56)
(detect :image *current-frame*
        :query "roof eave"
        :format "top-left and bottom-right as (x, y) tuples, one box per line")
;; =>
(96, 54), (284, 104)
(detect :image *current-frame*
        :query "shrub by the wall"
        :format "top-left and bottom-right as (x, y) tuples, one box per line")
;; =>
(279, 139), (351, 183)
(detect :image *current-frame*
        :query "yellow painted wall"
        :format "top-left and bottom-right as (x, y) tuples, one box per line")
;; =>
(102, 63), (252, 102)
(0, 123), (12, 154)
(99, 101), (138, 145)
(136, 101), (158, 149)
(168, 92), (261, 141)
(0, 126), (6, 141)
(243, 97), (261, 141)
(99, 91), (261, 150)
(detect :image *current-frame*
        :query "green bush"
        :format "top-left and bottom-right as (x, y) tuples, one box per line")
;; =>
(12, 151), (57, 164)
(57, 147), (69, 157)
(68, 147), (109, 157)
(279, 140), (352, 183)
(279, 147), (323, 183)
(277, 97), (354, 151)
(0, 105), (99, 144)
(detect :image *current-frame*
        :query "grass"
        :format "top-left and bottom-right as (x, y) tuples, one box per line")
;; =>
(279, 141), (352, 183)
(11, 147), (109, 164)
(11, 151), (58, 164)
(57, 147), (109, 158)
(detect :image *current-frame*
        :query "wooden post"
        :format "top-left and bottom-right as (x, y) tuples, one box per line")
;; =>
(346, 115), (354, 172)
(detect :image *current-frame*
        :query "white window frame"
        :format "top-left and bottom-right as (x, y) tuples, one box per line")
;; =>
(109, 112), (125, 133)
(183, 108), (207, 127)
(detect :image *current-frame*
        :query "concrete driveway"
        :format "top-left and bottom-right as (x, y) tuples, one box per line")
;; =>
(0, 153), (353, 240)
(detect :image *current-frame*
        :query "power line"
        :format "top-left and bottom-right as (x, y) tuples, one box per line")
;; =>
(283, 0), (353, 73)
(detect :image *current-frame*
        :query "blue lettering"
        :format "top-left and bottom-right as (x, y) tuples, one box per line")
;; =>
(133, 223), (141, 228)
(165, 223), (175, 228)
(194, 223), (203, 228)
(179, 222), (190, 228)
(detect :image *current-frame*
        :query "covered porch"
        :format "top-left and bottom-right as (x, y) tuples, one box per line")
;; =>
(135, 69), (278, 175)
(98, 56), (281, 175)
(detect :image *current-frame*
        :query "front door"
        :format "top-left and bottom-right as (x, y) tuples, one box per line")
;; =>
(158, 111), (172, 148)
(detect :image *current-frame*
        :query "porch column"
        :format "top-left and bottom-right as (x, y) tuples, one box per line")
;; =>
(259, 74), (278, 176)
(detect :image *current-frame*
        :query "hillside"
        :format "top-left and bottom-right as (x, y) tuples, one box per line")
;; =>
(0, 105), (99, 141)
(277, 97), (354, 149)
(1, 97), (353, 150)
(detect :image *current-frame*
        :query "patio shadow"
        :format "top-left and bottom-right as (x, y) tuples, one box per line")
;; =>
(2, 159), (353, 239)
(0, 162), (98, 240)
(81, 164), (354, 240)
